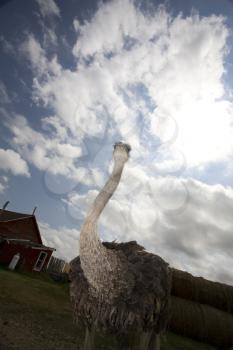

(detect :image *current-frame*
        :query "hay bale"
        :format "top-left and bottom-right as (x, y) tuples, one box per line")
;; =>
(171, 268), (233, 314)
(169, 296), (233, 347)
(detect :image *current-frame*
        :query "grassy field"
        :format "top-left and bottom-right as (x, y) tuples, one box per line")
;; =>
(0, 266), (222, 350)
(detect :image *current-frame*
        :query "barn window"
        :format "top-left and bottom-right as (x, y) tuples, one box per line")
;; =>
(33, 251), (47, 271)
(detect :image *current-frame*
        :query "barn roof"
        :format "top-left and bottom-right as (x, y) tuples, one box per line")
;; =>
(0, 209), (32, 221)
(0, 209), (47, 247)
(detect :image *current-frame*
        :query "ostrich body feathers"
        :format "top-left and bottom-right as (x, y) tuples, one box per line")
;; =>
(69, 240), (171, 335)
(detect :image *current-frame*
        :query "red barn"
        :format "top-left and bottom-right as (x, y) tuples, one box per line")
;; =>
(0, 208), (55, 272)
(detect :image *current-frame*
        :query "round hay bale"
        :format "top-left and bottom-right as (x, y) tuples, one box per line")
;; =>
(171, 268), (233, 314)
(169, 296), (233, 347)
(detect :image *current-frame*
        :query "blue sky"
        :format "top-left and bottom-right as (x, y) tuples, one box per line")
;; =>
(1, 0), (233, 284)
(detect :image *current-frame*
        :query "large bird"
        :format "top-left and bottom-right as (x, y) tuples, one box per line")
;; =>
(69, 142), (171, 350)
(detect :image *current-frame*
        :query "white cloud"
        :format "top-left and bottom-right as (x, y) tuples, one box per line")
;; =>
(0, 176), (8, 193)
(35, 0), (60, 18)
(0, 35), (14, 55)
(42, 26), (58, 46)
(18, 0), (232, 172)
(9, 115), (75, 170)
(37, 16), (58, 47)
(0, 148), (30, 177)
(0, 81), (10, 104)
(39, 221), (80, 261)
(8, 115), (100, 189)
(0, 182), (4, 193)
(66, 173), (233, 285)
(20, 34), (60, 77)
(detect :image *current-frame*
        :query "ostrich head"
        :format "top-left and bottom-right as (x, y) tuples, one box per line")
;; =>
(113, 141), (131, 164)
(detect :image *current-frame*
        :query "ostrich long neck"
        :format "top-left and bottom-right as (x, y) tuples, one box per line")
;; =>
(87, 159), (124, 222)
(79, 155), (134, 299)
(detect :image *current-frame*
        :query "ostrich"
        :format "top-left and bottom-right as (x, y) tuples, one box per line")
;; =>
(69, 142), (171, 350)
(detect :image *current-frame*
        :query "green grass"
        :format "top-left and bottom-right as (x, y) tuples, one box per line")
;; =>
(0, 265), (221, 350)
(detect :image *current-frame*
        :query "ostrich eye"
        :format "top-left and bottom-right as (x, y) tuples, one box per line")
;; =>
(125, 144), (131, 153)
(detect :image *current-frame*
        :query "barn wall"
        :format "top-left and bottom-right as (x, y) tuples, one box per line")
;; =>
(0, 242), (52, 272)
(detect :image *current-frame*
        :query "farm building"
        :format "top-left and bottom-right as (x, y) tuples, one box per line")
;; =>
(0, 207), (55, 272)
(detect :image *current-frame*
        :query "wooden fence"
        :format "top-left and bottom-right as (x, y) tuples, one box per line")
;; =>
(47, 256), (70, 273)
